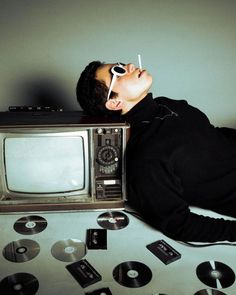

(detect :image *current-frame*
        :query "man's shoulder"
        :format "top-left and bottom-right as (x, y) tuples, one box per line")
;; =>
(153, 95), (209, 121)
(154, 96), (188, 106)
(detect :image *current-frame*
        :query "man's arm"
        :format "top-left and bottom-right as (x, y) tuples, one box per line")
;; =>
(216, 127), (236, 142)
(127, 159), (236, 242)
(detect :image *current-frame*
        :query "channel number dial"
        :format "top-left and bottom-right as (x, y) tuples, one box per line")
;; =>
(97, 146), (119, 174)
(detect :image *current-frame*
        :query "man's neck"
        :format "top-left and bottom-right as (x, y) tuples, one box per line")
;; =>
(121, 92), (149, 115)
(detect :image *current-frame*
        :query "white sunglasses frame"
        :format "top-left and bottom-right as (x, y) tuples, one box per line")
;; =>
(106, 63), (127, 101)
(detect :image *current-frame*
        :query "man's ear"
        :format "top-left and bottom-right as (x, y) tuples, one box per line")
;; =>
(105, 98), (123, 111)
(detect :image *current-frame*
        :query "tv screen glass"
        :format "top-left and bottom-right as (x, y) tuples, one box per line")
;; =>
(4, 136), (85, 194)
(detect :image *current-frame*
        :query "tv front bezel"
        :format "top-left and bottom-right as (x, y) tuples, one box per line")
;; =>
(0, 111), (129, 213)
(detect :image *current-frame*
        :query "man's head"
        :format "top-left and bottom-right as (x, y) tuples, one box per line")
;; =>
(76, 61), (153, 115)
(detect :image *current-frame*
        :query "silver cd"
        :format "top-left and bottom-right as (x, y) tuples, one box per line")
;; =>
(97, 211), (129, 230)
(0, 272), (39, 295)
(14, 215), (47, 235)
(196, 261), (235, 289)
(194, 289), (227, 295)
(2, 239), (40, 263)
(113, 261), (152, 288)
(51, 239), (87, 262)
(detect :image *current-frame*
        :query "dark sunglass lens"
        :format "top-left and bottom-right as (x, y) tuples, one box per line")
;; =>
(113, 66), (126, 74)
(119, 62), (126, 66)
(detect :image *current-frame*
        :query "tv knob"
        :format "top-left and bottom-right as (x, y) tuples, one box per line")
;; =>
(96, 128), (104, 134)
(97, 146), (119, 166)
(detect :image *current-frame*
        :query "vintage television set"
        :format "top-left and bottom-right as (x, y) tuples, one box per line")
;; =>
(0, 111), (129, 212)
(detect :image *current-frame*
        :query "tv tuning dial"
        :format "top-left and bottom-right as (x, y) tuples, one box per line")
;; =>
(97, 146), (119, 166)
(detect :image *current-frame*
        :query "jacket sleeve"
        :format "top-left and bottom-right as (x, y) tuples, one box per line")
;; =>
(127, 158), (236, 242)
(216, 127), (236, 142)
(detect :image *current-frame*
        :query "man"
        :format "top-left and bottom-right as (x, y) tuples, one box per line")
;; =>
(76, 61), (236, 242)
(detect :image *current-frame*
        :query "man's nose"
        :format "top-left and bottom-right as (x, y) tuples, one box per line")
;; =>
(126, 63), (136, 73)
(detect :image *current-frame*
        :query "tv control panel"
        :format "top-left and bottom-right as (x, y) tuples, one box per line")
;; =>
(93, 127), (125, 201)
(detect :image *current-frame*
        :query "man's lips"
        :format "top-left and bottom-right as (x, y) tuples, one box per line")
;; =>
(138, 69), (145, 78)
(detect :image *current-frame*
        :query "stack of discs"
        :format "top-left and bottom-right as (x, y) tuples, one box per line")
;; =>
(51, 239), (87, 262)
(97, 211), (129, 230)
(196, 261), (235, 289)
(14, 215), (47, 235)
(0, 272), (39, 295)
(3, 239), (40, 263)
(194, 289), (226, 295)
(113, 261), (152, 288)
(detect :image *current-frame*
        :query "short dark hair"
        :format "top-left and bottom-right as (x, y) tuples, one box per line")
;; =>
(76, 61), (118, 116)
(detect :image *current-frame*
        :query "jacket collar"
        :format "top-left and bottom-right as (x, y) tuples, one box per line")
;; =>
(122, 93), (159, 126)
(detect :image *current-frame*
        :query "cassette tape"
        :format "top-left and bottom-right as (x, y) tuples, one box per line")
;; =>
(85, 287), (112, 295)
(66, 259), (102, 288)
(146, 239), (181, 265)
(86, 228), (107, 249)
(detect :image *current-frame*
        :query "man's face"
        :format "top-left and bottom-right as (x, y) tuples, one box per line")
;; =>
(95, 63), (153, 102)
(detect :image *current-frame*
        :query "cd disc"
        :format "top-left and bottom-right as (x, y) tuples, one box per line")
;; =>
(194, 289), (226, 295)
(14, 215), (47, 235)
(97, 211), (129, 230)
(0, 272), (39, 295)
(113, 261), (152, 288)
(51, 239), (87, 262)
(3, 239), (40, 263)
(196, 261), (235, 289)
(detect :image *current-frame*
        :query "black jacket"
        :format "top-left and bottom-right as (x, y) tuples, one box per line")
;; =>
(123, 93), (236, 242)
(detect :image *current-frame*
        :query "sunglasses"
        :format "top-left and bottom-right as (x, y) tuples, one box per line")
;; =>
(106, 63), (127, 101)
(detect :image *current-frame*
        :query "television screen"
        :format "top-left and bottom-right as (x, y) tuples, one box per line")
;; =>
(4, 136), (86, 194)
